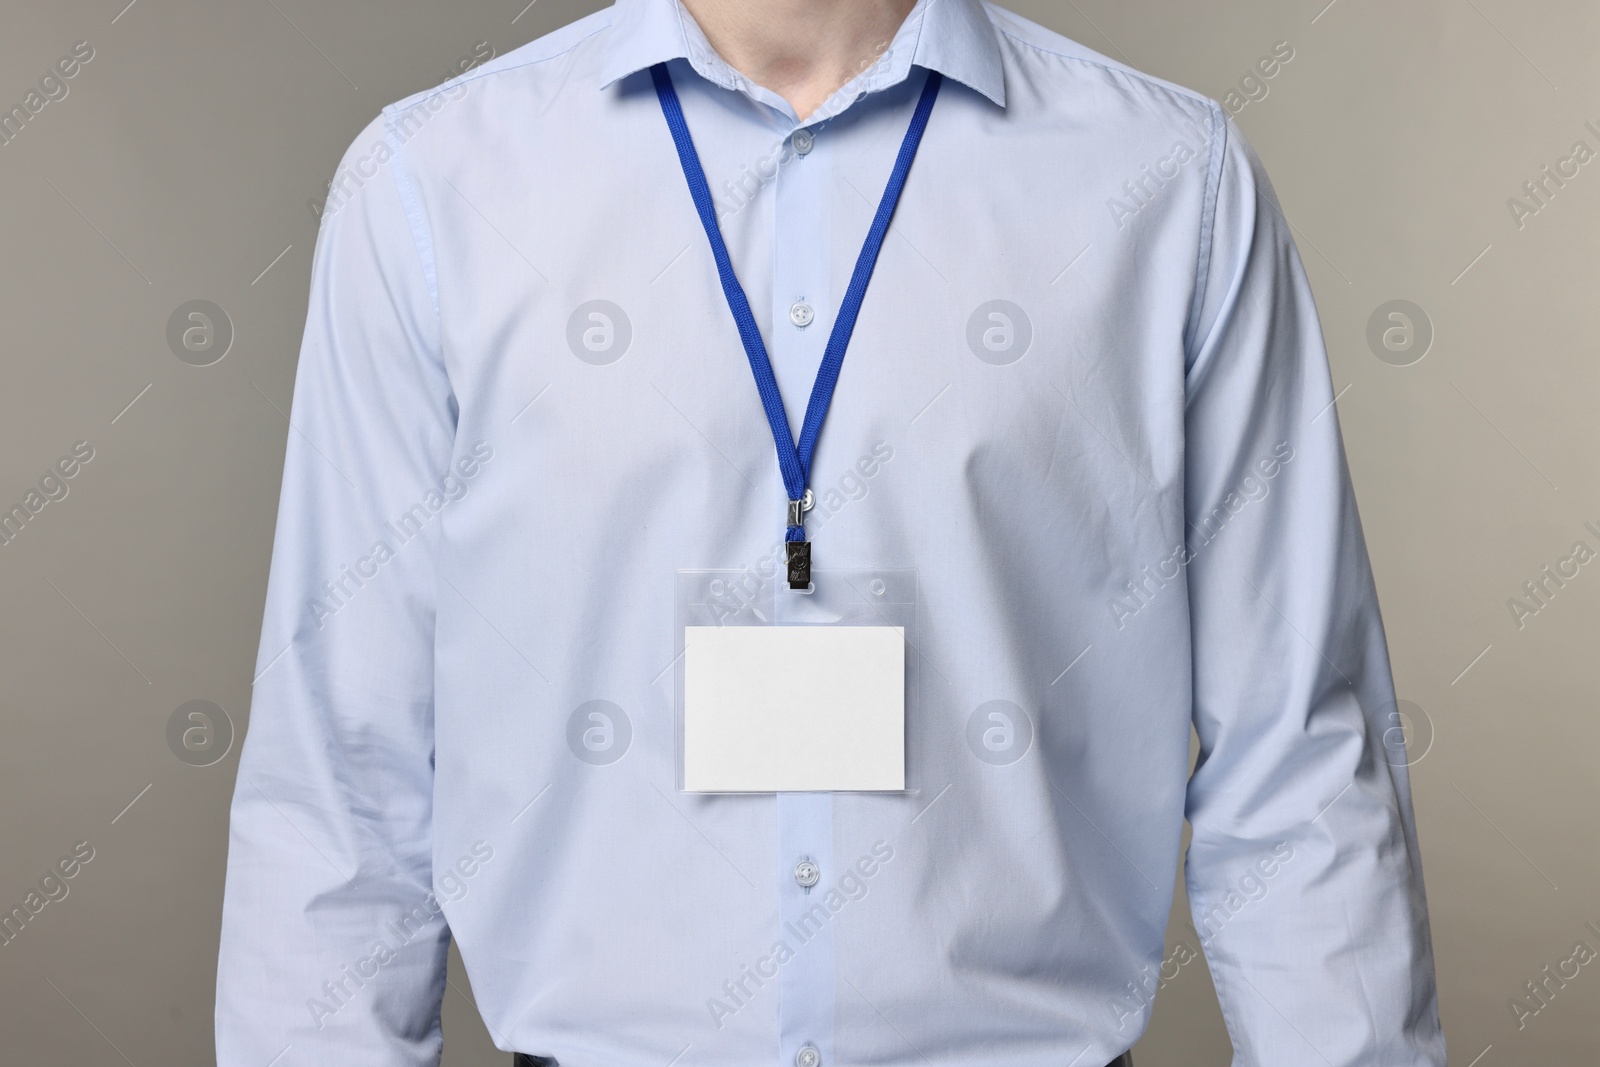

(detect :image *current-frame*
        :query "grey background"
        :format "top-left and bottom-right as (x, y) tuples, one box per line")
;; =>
(1, 0), (1595, 1063)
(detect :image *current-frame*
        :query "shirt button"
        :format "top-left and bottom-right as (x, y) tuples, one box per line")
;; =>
(793, 859), (820, 888)
(796, 1044), (821, 1067)
(789, 301), (815, 328)
(792, 128), (815, 155)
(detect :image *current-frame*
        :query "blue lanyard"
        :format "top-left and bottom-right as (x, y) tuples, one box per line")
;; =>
(652, 62), (942, 586)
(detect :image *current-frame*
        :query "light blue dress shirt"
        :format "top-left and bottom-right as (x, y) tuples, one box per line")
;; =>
(215, 1), (1449, 1064)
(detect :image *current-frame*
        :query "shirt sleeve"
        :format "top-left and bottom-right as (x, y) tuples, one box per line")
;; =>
(215, 111), (457, 1066)
(1179, 104), (1448, 1067)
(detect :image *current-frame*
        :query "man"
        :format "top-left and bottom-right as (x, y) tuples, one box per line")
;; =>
(216, 0), (1449, 1064)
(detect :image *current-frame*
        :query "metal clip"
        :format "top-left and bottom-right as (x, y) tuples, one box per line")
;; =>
(787, 490), (814, 528)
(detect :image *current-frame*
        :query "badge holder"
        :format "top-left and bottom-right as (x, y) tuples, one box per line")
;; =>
(674, 567), (920, 794)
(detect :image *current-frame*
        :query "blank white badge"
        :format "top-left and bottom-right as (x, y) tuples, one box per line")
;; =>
(683, 625), (905, 792)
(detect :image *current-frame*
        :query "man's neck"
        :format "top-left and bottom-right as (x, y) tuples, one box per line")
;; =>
(679, 0), (920, 122)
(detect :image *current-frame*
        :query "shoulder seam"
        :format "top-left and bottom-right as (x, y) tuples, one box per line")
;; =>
(987, 14), (1213, 115)
(1183, 101), (1228, 371)
(388, 14), (611, 115)
(380, 109), (442, 330)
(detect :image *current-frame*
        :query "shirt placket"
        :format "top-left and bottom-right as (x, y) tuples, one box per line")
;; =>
(770, 114), (836, 1067)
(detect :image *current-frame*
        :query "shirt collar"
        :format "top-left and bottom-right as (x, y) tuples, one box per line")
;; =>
(597, 0), (1006, 112)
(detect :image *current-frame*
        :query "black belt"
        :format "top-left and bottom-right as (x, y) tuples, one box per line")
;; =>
(514, 1055), (1133, 1067)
